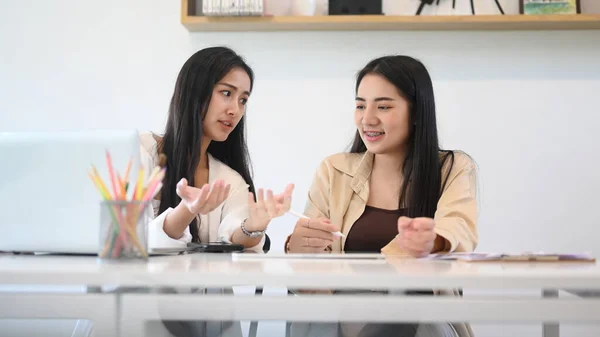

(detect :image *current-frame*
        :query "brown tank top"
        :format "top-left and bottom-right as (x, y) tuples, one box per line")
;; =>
(344, 205), (405, 253)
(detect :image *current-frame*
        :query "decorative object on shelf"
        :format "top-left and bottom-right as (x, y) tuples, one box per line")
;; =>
(264, 0), (292, 16)
(520, 0), (580, 15)
(292, 0), (317, 15)
(416, 0), (505, 15)
(203, 0), (264, 16)
(328, 0), (382, 15)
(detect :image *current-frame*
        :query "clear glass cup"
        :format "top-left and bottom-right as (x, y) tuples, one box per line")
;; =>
(99, 200), (150, 260)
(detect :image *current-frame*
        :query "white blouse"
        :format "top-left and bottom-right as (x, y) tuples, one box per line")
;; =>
(140, 132), (265, 253)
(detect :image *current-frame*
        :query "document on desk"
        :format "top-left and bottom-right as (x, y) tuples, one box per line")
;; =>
(232, 252), (386, 260)
(425, 252), (596, 262)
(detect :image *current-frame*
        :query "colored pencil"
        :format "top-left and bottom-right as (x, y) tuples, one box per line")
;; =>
(88, 151), (166, 259)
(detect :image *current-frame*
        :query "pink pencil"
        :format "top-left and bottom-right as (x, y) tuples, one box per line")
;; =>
(142, 169), (165, 201)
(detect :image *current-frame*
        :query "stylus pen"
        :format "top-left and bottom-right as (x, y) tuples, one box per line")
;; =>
(287, 210), (344, 237)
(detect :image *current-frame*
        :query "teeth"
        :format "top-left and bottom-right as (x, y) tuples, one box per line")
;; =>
(221, 121), (231, 126)
(366, 132), (383, 137)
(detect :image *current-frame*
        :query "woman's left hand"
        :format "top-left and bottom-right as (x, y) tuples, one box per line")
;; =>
(396, 217), (441, 258)
(244, 184), (295, 232)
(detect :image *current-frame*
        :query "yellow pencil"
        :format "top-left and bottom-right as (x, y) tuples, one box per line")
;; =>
(134, 169), (144, 201)
(88, 170), (111, 200)
(147, 166), (160, 184)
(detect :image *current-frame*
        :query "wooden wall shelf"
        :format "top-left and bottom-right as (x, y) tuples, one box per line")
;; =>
(181, 1), (600, 32)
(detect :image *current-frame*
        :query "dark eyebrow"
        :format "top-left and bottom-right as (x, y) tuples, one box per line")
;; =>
(355, 97), (395, 102)
(218, 82), (250, 96)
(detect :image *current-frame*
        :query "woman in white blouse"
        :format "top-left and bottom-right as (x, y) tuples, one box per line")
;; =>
(143, 46), (294, 253)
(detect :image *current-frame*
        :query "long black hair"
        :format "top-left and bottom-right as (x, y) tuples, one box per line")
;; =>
(158, 46), (255, 242)
(350, 55), (454, 218)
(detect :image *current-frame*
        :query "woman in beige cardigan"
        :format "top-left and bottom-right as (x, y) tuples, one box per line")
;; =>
(285, 55), (478, 337)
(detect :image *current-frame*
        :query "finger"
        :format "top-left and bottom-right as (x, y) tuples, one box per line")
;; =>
(297, 228), (336, 241)
(296, 221), (335, 241)
(199, 184), (211, 200)
(274, 184), (294, 204)
(247, 192), (257, 211)
(301, 237), (333, 248)
(412, 218), (435, 231)
(256, 188), (265, 209)
(281, 185), (293, 213)
(214, 181), (228, 204)
(176, 178), (189, 198)
(301, 218), (339, 233)
(221, 184), (231, 201)
(283, 183), (295, 197)
(206, 181), (223, 206)
(402, 231), (436, 250)
(197, 184), (211, 201)
(402, 227), (436, 243)
(265, 189), (277, 218)
(398, 236), (433, 256)
(397, 237), (423, 256)
(178, 178), (188, 188)
(397, 216), (413, 231)
(191, 184), (210, 210)
(308, 247), (329, 254)
(411, 231), (437, 245)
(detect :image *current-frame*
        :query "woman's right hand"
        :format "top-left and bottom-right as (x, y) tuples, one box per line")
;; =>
(176, 178), (230, 215)
(287, 217), (339, 253)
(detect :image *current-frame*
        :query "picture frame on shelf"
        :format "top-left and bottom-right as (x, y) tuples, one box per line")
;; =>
(519, 0), (581, 15)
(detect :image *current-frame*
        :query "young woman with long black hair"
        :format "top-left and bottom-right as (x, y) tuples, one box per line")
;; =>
(285, 55), (478, 337)
(143, 46), (294, 253)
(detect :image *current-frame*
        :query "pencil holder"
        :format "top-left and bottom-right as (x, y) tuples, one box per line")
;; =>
(99, 200), (150, 260)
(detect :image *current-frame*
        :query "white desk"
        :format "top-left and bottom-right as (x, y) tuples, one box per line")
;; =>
(1, 253), (599, 337)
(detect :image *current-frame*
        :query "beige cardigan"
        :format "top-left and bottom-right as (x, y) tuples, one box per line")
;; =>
(289, 150), (478, 255)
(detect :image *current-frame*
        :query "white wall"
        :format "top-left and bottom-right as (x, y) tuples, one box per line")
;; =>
(1, 0), (600, 336)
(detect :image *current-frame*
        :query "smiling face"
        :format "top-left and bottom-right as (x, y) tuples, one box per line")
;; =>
(354, 73), (411, 155)
(202, 67), (252, 142)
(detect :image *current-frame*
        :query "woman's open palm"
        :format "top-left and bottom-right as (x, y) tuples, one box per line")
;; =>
(245, 184), (295, 231)
(176, 178), (231, 215)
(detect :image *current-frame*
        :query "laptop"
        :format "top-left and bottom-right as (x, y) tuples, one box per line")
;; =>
(0, 129), (144, 255)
